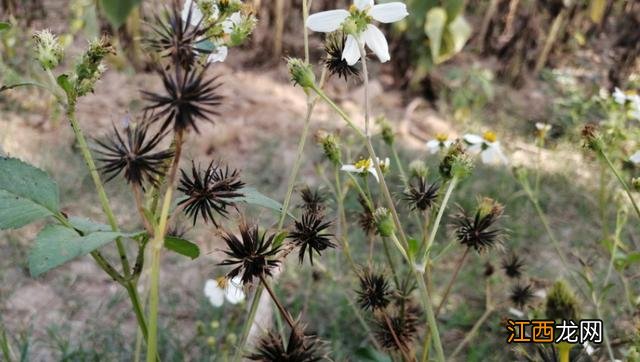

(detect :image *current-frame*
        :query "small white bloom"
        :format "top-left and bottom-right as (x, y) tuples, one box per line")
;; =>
(508, 307), (525, 318)
(630, 151), (640, 164)
(341, 157), (389, 182)
(426, 133), (453, 154)
(612, 87), (627, 104)
(463, 131), (508, 165)
(306, 1), (408, 65)
(203, 276), (245, 307)
(207, 45), (228, 63)
(182, 0), (204, 26)
(222, 12), (243, 34)
(535, 122), (551, 133)
(583, 342), (595, 356)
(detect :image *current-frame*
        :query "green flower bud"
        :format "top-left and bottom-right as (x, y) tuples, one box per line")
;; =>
(408, 159), (428, 179)
(377, 116), (394, 145)
(373, 207), (395, 237)
(73, 36), (113, 97)
(632, 177), (640, 192)
(545, 280), (580, 321)
(32, 29), (64, 70)
(439, 141), (473, 180)
(318, 131), (342, 166)
(210, 320), (220, 330)
(229, 13), (256, 47)
(225, 333), (237, 345)
(206, 336), (216, 347)
(287, 58), (316, 90)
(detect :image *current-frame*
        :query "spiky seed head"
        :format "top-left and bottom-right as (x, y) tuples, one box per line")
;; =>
(356, 269), (393, 311)
(452, 199), (504, 252)
(247, 322), (326, 362)
(298, 186), (327, 216)
(374, 303), (421, 352)
(219, 223), (281, 285)
(288, 212), (335, 265)
(510, 283), (535, 309)
(403, 177), (439, 211)
(546, 280), (580, 321)
(501, 253), (525, 279)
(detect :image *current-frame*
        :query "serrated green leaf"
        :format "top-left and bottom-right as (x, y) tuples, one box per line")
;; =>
(28, 224), (133, 276)
(0, 157), (59, 229)
(165, 236), (200, 260)
(425, 7), (447, 62)
(99, 0), (140, 28)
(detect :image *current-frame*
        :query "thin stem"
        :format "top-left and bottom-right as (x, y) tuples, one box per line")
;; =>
(260, 275), (296, 329)
(133, 185), (154, 234)
(382, 237), (401, 288)
(593, 293), (615, 360)
(412, 267), (445, 362)
(146, 130), (184, 362)
(359, 43), (370, 137)
(421, 177), (457, 262)
(125, 281), (149, 341)
(334, 169), (356, 270)
(435, 247), (469, 316)
(66, 102), (131, 277)
(382, 311), (414, 362)
(600, 149), (640, 220)
(449, 280), (494, 359)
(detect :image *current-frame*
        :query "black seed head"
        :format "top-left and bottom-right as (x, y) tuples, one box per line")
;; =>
(452, 200), (504, 252)
(142, 65), (223, 133)
(147, 3), (212, 70)
(374, 303), (421, 352)
(502, 253), (525, 279)
(510, 283), (535, 309)
(219, 223), (281, 285)
(357, 196), (376, 235)
(288, 212), (335, 265)
(324, 32), (359, 81)
(177, 160), (244, 226)
(247, 323), (326, 362)
(356, 269), (392, 312)
(94, 122), (173, 188)
(298, 186), (327, 216)
(403, 177), (439, 211)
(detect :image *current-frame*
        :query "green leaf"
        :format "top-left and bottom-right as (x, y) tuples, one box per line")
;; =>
(234, 187), (292, 217)
(165, 236), (200, 260)
(0, 22), (10, 32)
(56, 74), (74, 98)
(99, 0), (140, 28)
(272, 231), (288, 249)
(28, 224), (133, 276)
(446, 15), (471, 55)
(444, 0), (465, 22)
(424, 7), (447, 63)
(68, 217), (112, 234)
(0, 157), (59, 230)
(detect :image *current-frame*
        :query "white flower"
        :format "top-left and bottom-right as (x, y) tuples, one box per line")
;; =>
(341, 157), (390, 182)
(203, 276), (245, 307)
(535, 122), (551, 133)
(630, 151), (640, 165)
(463, 131), (508, 165)
(426, 133), (453, 154)
(182, 0), (204, 26)
(222, 12), (242, 34)
(207, 45), (228, 63)
(306, 0), (409, 65)
(630, 95), (640, 120)
(612, 87), (627, 104)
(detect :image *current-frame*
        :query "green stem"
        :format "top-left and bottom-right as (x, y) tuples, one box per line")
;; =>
(260, 275), (295, 329)
(435, 247), (469, 316)
(600, 149), (640, 220)
(334, 169), (356, 270)
(126, 281), (149, 340)
(420, 177), (457, 262)
(66, 102), (131, 277)
(413, 267), (445, 362)
(382, 237), (401, 288)
(146, 131), (183, 362)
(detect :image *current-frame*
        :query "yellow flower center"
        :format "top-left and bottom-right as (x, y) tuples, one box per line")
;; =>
(436, 133), (448, 142)
(483, 131), (497, 143)
(354, 158), (371, 170)
(216, 276), (228, 288)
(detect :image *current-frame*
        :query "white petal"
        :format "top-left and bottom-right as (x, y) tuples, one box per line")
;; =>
(225, 278), (245, 304)
(443, 140), (453, 147)
(354, 0), (374, 11)
(203, 280), (224, 307)
(466, 143), (482, 155)
(342, 34), (361, 65)
(426, 140), (440, 154)
(207, 46), (228, 63)
(481, 144), (508, 165)
(230, 12), (242, 25)
(363, 25), (390, 63)
(182, 0), (203, 26)
(630, 151), (640, 164)
(367, 167), (380, 182)
(371, 3), (409, 23)
(340, 164), (360, 173)
(306, 10), (350, 32)
(613, 87), (627, 104)
(463, 134), (483, 144)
